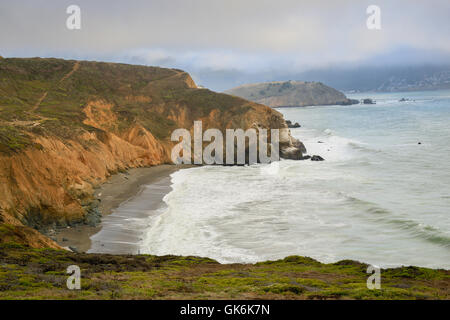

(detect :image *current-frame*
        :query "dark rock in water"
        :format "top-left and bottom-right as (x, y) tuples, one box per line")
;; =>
(301, 155), (311, 160)
(286, 120), (301, 128)
(317, 141), (324, 143)
(418, 142), (422, 145)
(399, 98), (409, 102)
(362, 98), (375, 104)
(311, 155), (325, 161)
(337, 98), (359, 106)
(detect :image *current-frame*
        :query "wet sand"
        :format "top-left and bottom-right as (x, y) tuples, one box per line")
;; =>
(54, 165), (192, 253)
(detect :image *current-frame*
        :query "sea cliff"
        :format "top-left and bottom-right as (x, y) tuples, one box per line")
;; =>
(0, 58), (303, 247)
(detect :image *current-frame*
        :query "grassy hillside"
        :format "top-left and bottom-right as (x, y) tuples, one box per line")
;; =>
(0, 243), (448, 300)
(0, 57), (260, 153)
(226, 81), (355, 107)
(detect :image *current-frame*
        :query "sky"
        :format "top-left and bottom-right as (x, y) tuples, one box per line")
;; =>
(1, 0), (449, 91)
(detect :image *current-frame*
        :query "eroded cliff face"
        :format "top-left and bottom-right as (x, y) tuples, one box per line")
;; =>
(0, 58), (304, 247)
(0, 123), (168, 228)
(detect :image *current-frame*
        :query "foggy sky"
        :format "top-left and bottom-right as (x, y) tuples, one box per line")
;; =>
(1, 0), (449, 90)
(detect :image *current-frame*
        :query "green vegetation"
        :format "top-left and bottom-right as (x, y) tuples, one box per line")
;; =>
(0, 125), (32, 153)
(0, 244), (448, 300)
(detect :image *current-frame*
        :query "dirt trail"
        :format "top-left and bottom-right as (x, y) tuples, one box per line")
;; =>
(59, 61), (80, 84)
(1, 61), (83, 127)
(31, 92), (48, 112)
(31, 61), (80, 113)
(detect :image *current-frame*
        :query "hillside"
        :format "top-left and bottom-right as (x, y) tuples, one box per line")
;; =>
(0, 58), (303, 247)
(0, 243), (448, 300)
(226, 81), (357, 108)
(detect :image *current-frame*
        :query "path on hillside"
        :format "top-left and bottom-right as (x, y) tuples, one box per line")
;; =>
(1, 61), (82, 127)
(58, 61), (80, 84)
(31, 61), (80, 112)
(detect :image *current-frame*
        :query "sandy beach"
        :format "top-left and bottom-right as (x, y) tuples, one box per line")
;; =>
(53, 165), (192, 253)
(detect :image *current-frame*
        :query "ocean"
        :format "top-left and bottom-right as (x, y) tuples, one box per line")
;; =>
(123, 91), (450, 268)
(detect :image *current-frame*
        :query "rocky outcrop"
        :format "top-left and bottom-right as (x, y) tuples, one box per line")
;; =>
(279, 130), (306, 160)
(226, 81), (358, 108)
(0, 58), (305, 247)
(286, 120), (301, 128)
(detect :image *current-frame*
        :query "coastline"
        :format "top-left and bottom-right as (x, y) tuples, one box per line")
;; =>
(53, 164), (192, 253)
